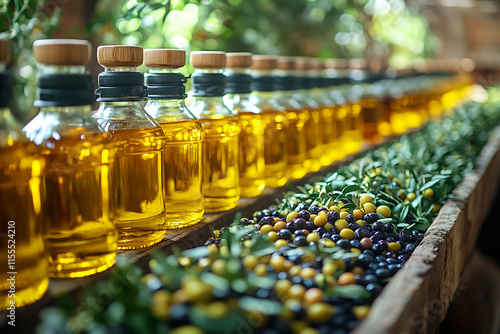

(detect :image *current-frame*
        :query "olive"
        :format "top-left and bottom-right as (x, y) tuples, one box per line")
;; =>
(292, 218), (307, 230)
(297, 210), (311, 221)
(310, 205), (321, 214)
(259, 216), (275, 226)
(240, 218), (252, 225)
(305, 220), (316, 232)
(365, 283), (382, 297)
(321, 232), (333, 239)
(336, 239), (351, 250)
(356, 254), (373, 268)
(383, 223), (395, 234)
(348, 222), (361, 231)
(285, 221), (297, 233)
(330, 234), (341, 243)
(345, 214), (355, 223)
(364, 213), (379, 224)
(350, 239), (362, 249)
(371, 221), (384, 232)
(277, 229), (292, 241)
(399, 231), (411, 243)
(405, 243), (417, 255)
(293, 235), (308, 247)
(327, 210), (340, 223)
(355, 228), (370, 239)
(375, 268), (391, 279)
(315, 227), (328, 235)
(397, 254), (410, 263)
(294, 229), (308, 237)
(388, 264), (400, 275)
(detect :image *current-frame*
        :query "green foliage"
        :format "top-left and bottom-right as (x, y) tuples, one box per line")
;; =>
(0, 0), (62, 123)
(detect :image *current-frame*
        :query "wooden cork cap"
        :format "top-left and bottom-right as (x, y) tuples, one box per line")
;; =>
(33, 39), (91, 66)
(226, 52), (252, 68)
(277, 56), (295, 70)
(97, 45), (143, 67)
(190, 51), (226, 68)
(310, 58), (325, 70)
(0, 38), (9, 64)
(144, 49), (185, 68)
(461, 58), (475, 73)
(349, 58), (368, 70)
(325, 58), (348, 70)
(295, 57), (311, 71)
(252, 55), (278, 70)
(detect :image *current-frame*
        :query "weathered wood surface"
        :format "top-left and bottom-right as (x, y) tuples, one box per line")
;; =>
(353, 127), (500, 334)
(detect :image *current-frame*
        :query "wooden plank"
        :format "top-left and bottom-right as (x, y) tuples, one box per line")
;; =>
(353, 127), (500, 334)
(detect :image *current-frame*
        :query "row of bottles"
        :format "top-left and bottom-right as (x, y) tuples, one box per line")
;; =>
(0, 37), (473, 310)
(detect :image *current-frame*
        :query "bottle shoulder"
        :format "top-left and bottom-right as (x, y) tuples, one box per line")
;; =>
(93, 103), (162, 132)
(188, 97), (236, 119)
(23, 111), (107, 146)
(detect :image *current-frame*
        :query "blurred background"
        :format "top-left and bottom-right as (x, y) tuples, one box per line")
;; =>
(1, 0), (500, 122)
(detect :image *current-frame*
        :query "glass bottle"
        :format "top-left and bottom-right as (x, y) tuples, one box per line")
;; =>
(144, 49), (203, 228)
(327, 59), (363, 155)
(0, 38), (48, 309)
(223, 52), (265, 198)
(250, 55), (288, 188)
(294, 57), (322, 173)
(309, 58), (336, 167)
(275, 56), (309, 179)
(324, 58), (349, 162)
(23, 39), (117, 278)
(349, 59), (383, 145)
(93, 45), (166, 249)
(189, 51), (240, 212)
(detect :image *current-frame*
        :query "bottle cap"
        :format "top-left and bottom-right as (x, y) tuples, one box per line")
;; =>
(144, 49), (185, 68)
(97, 45), (143, 67)
(0, 38), (9, 64)
(276, 56), (295, 70)
(33, 39), (91, 65)
(251, 55), (277, 70)
(349, 58), (368, 70)
(461, 58), (475, 73)
(310, 58), (325, 70)
(325, 58), (348, 70)
(295, 57), (311, 71)
(226, 52), (252, 68)
(190, 51), (226, 68)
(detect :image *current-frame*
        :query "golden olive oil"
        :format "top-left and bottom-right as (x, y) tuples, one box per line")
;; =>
(107, 127), (166, 249)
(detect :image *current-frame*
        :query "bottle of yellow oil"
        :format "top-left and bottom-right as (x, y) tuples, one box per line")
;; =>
(309, 58), (336, 167)
(249, 55), (288, 187)
(188, 52), (240, 212)
(324, 58), (349, 161)
(275, 56), (309, 179)
(93, 45), (166, 249)
(23, 39), (117, 278)
(329, 59), (363, 155)
(223, 53), (265, 197)
(349, 58), (383, 145)
(143, 49), (203, 228)
(0, 38), (48, 309)
(294, 57), (322, 173)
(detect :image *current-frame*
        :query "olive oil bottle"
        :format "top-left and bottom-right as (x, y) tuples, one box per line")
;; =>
(294, 57), (322, 172)
(223, 53), (265, 197)
(144, 49), (204, 229)
(23, 39), (117, 278)
(349, 59), (383, 144)
(189, 52), (240, 212)
(250, 55), (288, 187)
(275, 56), (310, 179)
(93, 45), (166, 249)
(0, 38), (48, 308)
(309, 58), (336, 167)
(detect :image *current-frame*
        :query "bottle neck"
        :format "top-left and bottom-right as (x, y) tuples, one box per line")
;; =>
(104, 66), (138, 72)
(40, 105), (92, 114)
(191, 68), (226, 97)
(98, 101), (144, 108)
(40, 65), (86, 75)
(149, 68), (180, 74)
